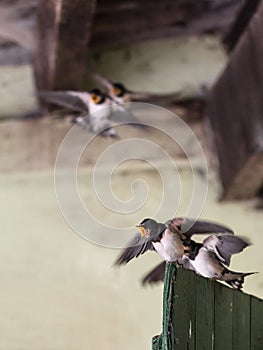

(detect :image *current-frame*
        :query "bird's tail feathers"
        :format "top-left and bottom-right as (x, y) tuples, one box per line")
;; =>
(222, 269), (257, 290)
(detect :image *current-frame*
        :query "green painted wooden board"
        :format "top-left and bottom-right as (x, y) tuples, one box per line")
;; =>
(173, 266), (196, 350)
(152, 265), (262, 350)
(195, 276), (215, 350)
(232, 290), (251, 350)
(213, 282), (233, 350)
(152, 335), (162, 350)
(250, 296), (263, 350)
(162, 263), (177, 350)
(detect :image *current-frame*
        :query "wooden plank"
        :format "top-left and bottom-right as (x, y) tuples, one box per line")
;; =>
(152, 335), (162, 350)
(54, 0), (96, 90)
(229, 25), (263, 148)
(35, 0), (60, 90)
(214, 283), (233, 350)
(35, 0), (96, 90)
(173, 266), (196, 350)
(249, 1), (263, 106)
(195, 277), (215, 350)
(223, 0), (261, 51)
(90, 0), (243, 49)
(221, 25), (263, 198)
(161, 263), (177, 350)
(232, 291), (251, 350)
(153, 265), (263, 350)
(250, 296), (263, 350)
(207, 1), (263, 199)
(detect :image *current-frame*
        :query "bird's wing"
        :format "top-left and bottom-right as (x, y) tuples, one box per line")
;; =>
(142, 255), (197, 286)
(128, 91), (181, 105)
(39, 91), (89, 112)
(203, 234), (250, 266)
(110, 107), (146, 129)
(89, 72), (113, 91)
(114, 233), (154, 266)
(167, 217), (234, 240)
(141, 261), (166, 286)
(75, 115), (90, 129)
(89, 71), (181, 105)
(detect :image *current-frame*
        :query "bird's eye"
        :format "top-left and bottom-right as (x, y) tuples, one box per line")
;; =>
(91, 94), (100, 104)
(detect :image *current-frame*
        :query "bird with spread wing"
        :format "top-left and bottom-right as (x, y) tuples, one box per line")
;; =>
(115, 217), (256, 290)
(39, 88), (145, 138)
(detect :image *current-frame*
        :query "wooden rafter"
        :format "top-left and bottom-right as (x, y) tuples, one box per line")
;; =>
(207, 2), (263, 199)
(35, 0), (96, 90)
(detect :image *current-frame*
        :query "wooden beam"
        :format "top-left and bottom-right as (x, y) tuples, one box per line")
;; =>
(89, 0), (243, 49)
(207, 2), (263, 199)
(35, 0), (96, 90)
(35, 0), (60, 90)
(223, 0), (261, 52)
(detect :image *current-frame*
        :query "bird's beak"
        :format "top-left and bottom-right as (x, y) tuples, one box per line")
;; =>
(136, 225), (146, 237)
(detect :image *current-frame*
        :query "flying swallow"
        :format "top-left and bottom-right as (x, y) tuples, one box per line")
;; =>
(39, 88), (145, 136)
(90, 73), (207, 114)
(90, 72), (182, 106)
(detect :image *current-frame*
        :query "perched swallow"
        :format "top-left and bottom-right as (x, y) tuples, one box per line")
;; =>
(115, 217), (233, 266)
(142, 235), (255, 289)
(185, 235), (255, 289)
(115, 217), (255, 290)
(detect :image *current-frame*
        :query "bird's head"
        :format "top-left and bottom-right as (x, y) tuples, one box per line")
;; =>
(89, 89), (106, 104)
(136, 218), (166, 239)
(112, 83), (127, 98)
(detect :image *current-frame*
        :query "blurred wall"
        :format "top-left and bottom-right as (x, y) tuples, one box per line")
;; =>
(1, 36), (263, 350)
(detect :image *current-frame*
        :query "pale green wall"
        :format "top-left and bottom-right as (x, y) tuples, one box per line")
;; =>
(1, 36), (262, 350)
(87, 36), (226, 92)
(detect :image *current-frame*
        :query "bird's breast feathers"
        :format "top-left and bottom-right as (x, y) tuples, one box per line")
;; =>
(190, 247), (223, 279)
(89, 99), (112, 118)
(152, 229), (184, 262)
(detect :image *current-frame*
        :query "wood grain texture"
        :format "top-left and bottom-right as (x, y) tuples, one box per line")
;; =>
(250, 296), (263, 350)
(153, 265), (262, 350)
(214, 283), (233, 350)
(195, 277), (215, 350)
(207, 1), (263, 199)
(35, 0), (96, 90)
(89, 0), (243, 49)
(173, 267), (196, 350)
(232, 291), (251, 350)
(223, 0), (261, 51)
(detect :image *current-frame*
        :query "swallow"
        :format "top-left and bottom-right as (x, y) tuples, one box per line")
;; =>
(115, 217), (255, 290)
(184, 235), (255, 289)
(39, 88), (117, 137)
(115, 217), (233, 265)
(90, 73), (207, 111)
(142, 235), (255, 289)
(90, 72), (182, 106)
(39, 88), (145, 136)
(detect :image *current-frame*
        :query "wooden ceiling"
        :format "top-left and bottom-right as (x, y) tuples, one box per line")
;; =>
(89, 0), (244, 49)
(0, 0), (245, 50)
